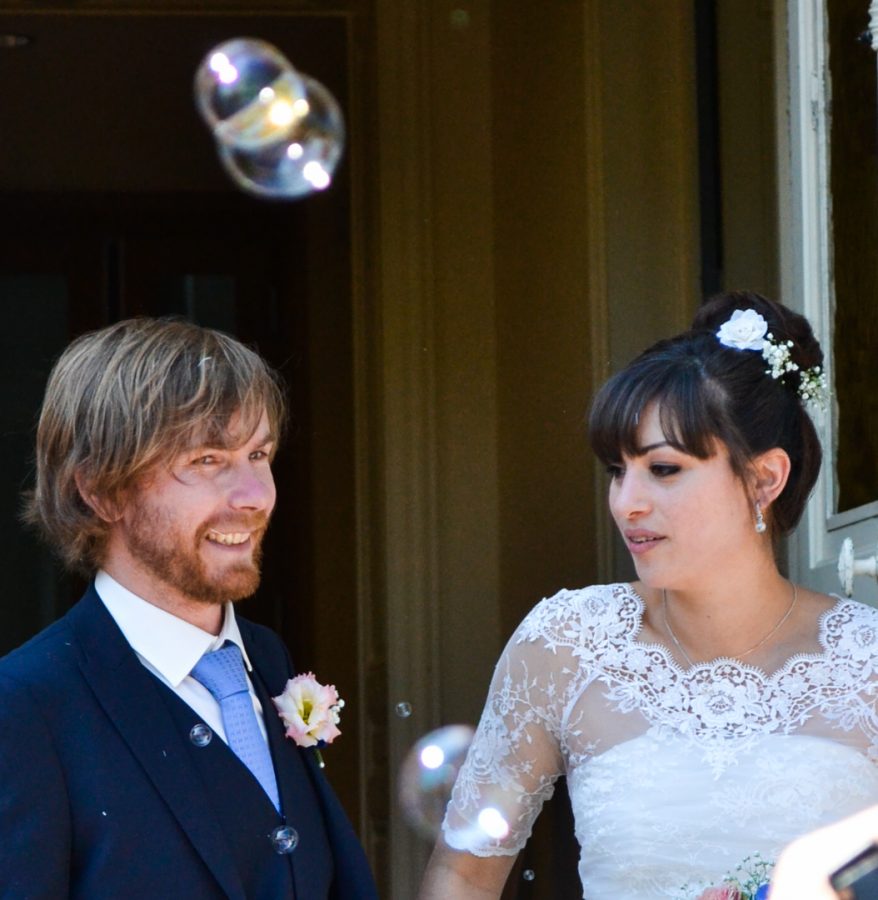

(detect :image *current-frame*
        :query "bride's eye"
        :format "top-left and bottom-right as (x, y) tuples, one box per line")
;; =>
(650, 464), (680, 478)
(606, 463), (624, 479)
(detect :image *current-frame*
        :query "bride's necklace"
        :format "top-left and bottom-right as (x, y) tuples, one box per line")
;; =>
(662, 582), (798, 667)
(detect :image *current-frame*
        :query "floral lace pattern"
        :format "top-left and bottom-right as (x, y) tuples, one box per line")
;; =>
(442, 584), (878, 898)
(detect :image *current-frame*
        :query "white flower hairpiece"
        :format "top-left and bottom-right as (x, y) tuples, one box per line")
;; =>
(715, 308), (828, 411)
(716, 308), (768, 351)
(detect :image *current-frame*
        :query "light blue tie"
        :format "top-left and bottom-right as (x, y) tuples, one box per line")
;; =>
(191, 642), (281, 812)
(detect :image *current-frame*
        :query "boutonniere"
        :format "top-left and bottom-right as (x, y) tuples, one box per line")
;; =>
(272, 672), (344, 769)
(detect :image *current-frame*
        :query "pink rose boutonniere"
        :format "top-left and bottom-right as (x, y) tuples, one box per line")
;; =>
(272, 672), (344, 768)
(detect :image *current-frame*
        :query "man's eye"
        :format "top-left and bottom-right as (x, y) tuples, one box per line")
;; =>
(193, 455), (218, 466)
(250, 450), (270, 461)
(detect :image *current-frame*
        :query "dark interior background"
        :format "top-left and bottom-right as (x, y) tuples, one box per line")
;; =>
(0, 13), (365, 831)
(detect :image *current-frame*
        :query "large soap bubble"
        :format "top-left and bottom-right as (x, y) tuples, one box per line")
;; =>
(217, 75), (345, 199)
(398, 724), (475, 841)
(194, 37), (306, 150)
(194, 38), (345, 200)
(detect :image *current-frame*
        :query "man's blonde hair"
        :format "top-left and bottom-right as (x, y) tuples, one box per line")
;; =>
(23, 317), (287, 574)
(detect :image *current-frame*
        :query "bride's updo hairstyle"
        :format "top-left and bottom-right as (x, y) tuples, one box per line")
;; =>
(588, 291), (824, 535)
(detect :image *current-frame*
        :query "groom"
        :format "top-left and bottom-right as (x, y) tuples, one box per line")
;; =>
(0, 318), (377, 898)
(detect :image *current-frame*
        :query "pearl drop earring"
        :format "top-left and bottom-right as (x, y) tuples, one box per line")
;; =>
(755, 502), (767, 534)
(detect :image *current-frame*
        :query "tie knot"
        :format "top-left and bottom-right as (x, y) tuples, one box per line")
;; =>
(191, 643), (249, 701)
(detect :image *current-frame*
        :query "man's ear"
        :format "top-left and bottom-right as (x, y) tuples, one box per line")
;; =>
(749, 447), (792, 510)
(74, 471), (124, 523)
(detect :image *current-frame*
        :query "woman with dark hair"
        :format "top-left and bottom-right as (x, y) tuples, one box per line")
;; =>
(419, 292), (878, 899)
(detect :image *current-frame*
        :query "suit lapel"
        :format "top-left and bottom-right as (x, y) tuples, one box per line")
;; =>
(239, 617), (378, 900)
(247, 639), (335, 896)
(68, 587), (247, 900)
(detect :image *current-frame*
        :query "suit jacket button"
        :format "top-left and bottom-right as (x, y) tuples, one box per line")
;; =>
(189, 723), (213, 747)
(270, 825), (299, 855)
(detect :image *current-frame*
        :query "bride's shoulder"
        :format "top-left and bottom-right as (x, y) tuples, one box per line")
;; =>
(514, 582), (642, 646)
(821, 595), (878, 647)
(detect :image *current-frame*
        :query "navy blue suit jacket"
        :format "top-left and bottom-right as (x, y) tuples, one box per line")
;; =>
(0, 585), (378, 899)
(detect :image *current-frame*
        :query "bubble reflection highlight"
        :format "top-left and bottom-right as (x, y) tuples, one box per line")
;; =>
(476, 807), (509, 840)
(420, 744), (445, 769)
(395, 701), (413, 718)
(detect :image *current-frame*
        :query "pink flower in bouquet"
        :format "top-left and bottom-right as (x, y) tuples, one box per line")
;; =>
(696, 887), (743, 900)
(273, 672), (343, 748)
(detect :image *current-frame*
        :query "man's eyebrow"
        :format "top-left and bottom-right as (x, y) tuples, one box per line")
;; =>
(184, 428), (276, 453)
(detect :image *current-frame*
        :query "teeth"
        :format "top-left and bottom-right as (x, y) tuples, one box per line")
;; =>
(206, 531), (250, 546)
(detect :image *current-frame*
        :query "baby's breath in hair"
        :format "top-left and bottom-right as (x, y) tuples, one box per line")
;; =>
(761, 331), (828, 411)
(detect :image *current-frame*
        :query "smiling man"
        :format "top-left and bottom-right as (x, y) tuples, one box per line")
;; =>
(0, 318), (377, 899)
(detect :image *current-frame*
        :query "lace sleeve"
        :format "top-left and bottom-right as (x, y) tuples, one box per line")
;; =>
(441, 589), (597, 857)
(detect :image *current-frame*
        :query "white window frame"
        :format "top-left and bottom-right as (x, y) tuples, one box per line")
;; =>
(782, 0), (878, 603)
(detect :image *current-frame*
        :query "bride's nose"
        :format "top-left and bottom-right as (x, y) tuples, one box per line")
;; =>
(610, 469), (651, 521)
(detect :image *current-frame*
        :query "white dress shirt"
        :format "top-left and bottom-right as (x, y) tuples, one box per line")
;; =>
(95, 570), (269, 744)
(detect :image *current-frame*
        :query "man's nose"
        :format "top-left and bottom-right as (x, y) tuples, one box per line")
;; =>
(227, 462), (276, 512)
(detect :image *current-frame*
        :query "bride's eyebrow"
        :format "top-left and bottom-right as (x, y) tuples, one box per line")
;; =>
(634, 441), (671, 455)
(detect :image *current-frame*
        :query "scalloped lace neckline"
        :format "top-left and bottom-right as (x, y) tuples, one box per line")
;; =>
(622, 583), (845, 681)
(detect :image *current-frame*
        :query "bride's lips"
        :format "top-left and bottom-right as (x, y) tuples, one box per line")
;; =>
(623, 528), (665, 555)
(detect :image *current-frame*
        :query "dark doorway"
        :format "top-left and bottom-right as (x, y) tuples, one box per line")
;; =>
(0, 4), (365, 830)
(0, 190), (325, 657)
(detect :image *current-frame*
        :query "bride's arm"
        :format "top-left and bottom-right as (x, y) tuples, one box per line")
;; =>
(420, 591), (581, 897)
(417, 839), (517, 899)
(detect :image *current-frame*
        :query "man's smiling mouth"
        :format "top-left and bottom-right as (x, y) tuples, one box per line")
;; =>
(205, 531), (251, 546)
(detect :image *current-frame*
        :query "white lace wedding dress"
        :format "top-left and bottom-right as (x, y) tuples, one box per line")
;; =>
(442, 583), (878, 899)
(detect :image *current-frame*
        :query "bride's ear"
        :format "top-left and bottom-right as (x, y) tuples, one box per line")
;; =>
(748, 447), (791, 510)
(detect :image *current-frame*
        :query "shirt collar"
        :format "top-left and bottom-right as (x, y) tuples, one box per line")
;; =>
(94, 570), (254, 687)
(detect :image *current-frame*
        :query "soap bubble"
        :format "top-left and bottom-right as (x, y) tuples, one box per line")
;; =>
(398, 725), (517, 850)
(398, 724), (474, 840)
(194, 38), (345, 200)
(194, 37), (306, 150)
(395, 701), (413, 718)
(522, 869), (535, 881)
(215, 74), (345, 199)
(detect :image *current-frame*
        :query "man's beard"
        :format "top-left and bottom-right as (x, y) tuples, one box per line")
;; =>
(124, 501), (268, 606)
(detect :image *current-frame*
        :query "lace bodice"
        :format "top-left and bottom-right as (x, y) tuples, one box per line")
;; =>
(443, 583), (878, 899)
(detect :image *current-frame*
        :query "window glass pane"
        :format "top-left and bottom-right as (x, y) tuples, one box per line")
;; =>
(0, 275), (73, 653)
(828, 0), (878, 513)
(155, 274), (237, 333)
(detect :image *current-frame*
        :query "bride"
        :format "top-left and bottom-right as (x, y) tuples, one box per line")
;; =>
(418, 292), (878, 899)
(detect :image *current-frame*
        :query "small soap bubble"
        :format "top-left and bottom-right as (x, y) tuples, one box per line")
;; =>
(194, 38), (305, 150)
(398, 724), (474, 840)
(395, 701), (413, 718)
(217, 74), (345, 199)
(522, 869), (535, 882)
(269, 824), (299, 855)
(189, 723), (212, 747)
